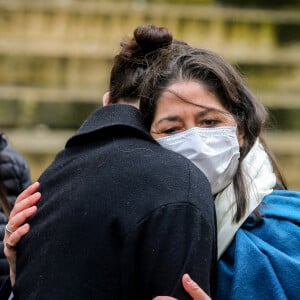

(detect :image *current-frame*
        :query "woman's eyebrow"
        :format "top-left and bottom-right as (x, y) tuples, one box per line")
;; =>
(155, 115), (180, 125)
(197, 108), (231, 117)
(197, 109), (210, 117)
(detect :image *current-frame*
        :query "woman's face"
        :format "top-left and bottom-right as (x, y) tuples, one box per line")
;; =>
(150, 81), (244, 146)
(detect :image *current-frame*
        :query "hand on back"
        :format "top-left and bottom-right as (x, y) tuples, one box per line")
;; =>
(3, 182), (41, 286)
(153, 274), (211, 300)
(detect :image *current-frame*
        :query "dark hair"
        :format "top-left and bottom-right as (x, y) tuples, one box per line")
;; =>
(109, 24), (187, 104)
(139, 46), (287, 222)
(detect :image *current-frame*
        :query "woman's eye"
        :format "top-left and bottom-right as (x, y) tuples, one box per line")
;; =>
(202, 119), (218, 127)
(162, 127), (179, 135)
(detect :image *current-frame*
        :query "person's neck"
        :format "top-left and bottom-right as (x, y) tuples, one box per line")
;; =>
(116, 99), (140, 109)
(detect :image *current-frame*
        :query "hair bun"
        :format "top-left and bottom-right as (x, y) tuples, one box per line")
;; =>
(134, 24), (173, 54)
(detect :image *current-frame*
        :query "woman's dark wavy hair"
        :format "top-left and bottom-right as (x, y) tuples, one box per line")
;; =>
(138, 38), (287, 222)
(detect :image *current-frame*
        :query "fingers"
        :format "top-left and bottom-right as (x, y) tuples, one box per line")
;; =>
(3, 182), (40, 288)
(9, 182), (41, 221)
(4, 223), (31, 287)
(152, 274), (210, 300)
(3, 182), (40, 260)
(4, 205), (37, 259)
(182, 274), (211, 300)
(153, 297), (178, 300)
(13, 182), (40, 211)
(4, 223), (30, 256)
(8, 204), (38, 232)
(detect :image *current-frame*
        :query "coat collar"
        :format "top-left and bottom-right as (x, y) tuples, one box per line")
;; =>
(66, 104), (155, 147)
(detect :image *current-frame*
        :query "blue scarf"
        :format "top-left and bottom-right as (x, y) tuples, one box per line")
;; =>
(216, 189), (300, 299)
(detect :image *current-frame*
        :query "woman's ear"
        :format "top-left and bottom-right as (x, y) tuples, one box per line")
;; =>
(102, 91), (111, 106)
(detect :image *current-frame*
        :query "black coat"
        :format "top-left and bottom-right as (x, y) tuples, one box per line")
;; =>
(15, 104), (216, 300)
(0, 134), (31, 299)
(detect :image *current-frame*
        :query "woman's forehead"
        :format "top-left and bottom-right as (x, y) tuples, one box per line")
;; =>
(156, 81), (228, 115)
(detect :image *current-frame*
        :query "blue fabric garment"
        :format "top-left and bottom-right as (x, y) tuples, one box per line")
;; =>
(216, 189), (300, 300)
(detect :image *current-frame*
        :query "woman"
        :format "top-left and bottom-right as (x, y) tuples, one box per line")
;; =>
(4, 25), (300, 299)
(137, 36), (300, 299)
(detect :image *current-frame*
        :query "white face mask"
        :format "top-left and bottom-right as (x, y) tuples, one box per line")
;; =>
(156, 126), (240, 195)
